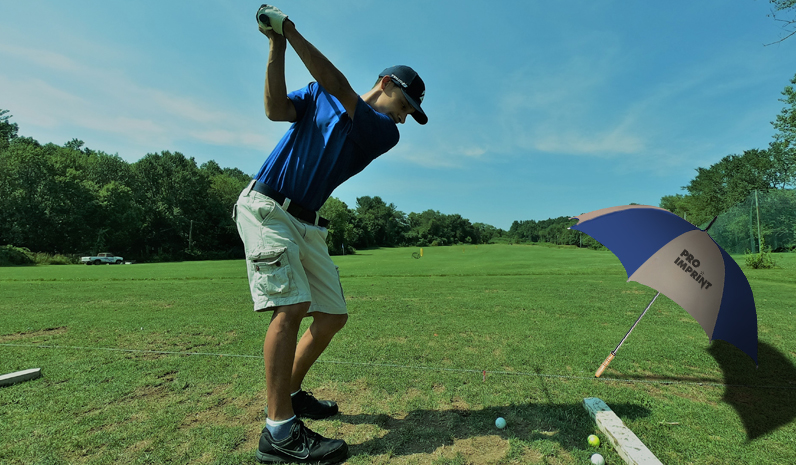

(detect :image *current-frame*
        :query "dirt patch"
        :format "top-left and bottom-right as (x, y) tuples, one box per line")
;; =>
(0, 326), (68, 343)
(111, 331), (230, 359)
(437, 435), (511, 464)
(181, 386), (261, 428)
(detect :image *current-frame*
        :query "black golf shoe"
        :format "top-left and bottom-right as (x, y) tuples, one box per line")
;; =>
(265, 390), (339, 420)
(256, 419), (348, 464)
(292, 390), (339, 419)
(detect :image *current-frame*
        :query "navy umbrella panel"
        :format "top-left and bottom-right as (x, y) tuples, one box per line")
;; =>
(570, 205), (758, 367)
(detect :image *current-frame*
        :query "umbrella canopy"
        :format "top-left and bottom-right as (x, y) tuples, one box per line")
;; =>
(571, 205), (758, 365)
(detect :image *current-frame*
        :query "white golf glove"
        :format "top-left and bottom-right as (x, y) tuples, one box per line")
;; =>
(256, 4), (288, 35)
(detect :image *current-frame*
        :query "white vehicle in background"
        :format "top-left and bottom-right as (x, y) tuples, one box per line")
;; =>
(81, 253), (124, 265)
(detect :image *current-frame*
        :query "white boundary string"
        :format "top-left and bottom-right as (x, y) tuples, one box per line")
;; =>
(0, 343), (261, 359)
(2, 342), (793, 390)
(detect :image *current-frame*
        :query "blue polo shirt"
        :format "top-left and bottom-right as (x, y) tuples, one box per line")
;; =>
(255, 82), (400, 211)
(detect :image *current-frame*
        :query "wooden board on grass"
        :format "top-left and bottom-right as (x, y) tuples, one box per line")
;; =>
(583, 397), (662, 465)
(0, 368), (42, 387)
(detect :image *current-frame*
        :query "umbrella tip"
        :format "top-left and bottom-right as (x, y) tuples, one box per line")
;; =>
(703, 216), (718, 232)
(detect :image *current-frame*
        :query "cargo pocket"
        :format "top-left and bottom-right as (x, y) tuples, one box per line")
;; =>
(249, 247), (293, 297)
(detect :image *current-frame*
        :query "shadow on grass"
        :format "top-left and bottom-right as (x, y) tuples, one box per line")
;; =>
(707, 340), (796, 441)
(599, 341), (796, 441)
(336, 402), (651, 459)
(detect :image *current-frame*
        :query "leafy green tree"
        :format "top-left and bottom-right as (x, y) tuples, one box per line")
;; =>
(132, 151), (213, 259)
(509, 216), (582, 245)
(354, 196), (408, 248)
(771, 73), (796, 186)
(473, 222), (503, 243)
(200, 160), (224, 178)
(63, 138), (88, 153)
(85, 151), (137, 191)
(680, 148), (786, 224)
(202, 162), (251, 257)
(0, 109), (19, 151)
(319, 197), (357, 255)
(444, 213), (479, 244)
(0, 137), (50, 248)
(404, 209), (482, 246)
(509, 219), (536, 243)
(405, 210), (442, 246)
(0, 138), (100, 253)
(768, 141), (796, 189)
(95, 181), (143, 253)
(660, 194), (694, 219)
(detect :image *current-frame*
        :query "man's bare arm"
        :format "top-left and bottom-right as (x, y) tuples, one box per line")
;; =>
(262, 26), (297, 122)
(282, 20), (360, 119)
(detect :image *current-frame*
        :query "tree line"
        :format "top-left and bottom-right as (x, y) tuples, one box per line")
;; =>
(0, 109), (508, 261)
(0, 112), (252, 261)
(319, 196), (506, 255)
(507, 217), (604, 249)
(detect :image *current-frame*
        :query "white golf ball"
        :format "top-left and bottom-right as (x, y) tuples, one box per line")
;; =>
(590, 453), (605, 465)
(495, 417), (507, 429)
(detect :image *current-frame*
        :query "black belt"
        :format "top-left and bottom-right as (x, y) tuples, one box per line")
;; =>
(251, 181), (330, 228)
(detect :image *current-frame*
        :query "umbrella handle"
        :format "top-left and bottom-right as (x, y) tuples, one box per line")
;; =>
(595, 352), (615, 378)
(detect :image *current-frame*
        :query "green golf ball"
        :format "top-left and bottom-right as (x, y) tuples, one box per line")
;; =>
(495, 417), (506, 429)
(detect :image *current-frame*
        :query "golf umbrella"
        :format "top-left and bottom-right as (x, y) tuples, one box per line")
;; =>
(569, 205), (758, 377)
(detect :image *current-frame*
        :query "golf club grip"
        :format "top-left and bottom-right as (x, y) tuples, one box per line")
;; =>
(595, 353), (615, 378)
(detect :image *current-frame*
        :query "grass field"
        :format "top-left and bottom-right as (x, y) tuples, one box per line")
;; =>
(1, 244), (795, 464)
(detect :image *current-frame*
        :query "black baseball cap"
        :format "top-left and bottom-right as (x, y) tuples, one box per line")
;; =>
(379, 65), (427, 125)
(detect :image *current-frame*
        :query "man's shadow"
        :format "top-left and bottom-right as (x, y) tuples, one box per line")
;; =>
(335, 401), (651, 458)
(708, 340), (796, 441)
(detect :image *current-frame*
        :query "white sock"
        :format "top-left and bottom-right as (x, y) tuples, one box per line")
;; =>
(291, 389), (301, 397)
(265, 415), (296, 440)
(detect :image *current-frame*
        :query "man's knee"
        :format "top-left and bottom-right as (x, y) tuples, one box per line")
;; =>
(331, 313), (348, 331)
(314, 313), (348, 334)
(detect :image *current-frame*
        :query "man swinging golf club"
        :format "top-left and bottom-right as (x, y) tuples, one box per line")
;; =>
(234, 4), (427, 464)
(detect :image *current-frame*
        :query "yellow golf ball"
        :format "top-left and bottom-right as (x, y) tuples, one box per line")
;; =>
(588, 434), (600, 447)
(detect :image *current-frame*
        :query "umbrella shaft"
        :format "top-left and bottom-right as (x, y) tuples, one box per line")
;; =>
(613, 292), (661, 354)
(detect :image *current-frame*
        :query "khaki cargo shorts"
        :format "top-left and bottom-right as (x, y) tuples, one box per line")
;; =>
(233, 182), (346, 314)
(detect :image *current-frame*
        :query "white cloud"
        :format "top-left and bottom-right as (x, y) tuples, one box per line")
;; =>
(388, 140), (489, 169)
(0, 43), (276, 157)
(531, 127), (645, 156)
(0, 76), (83, 127)
(0, 43), (84, 73)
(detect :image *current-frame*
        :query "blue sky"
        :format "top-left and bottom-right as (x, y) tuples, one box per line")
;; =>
(1, 1), (794, 230)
